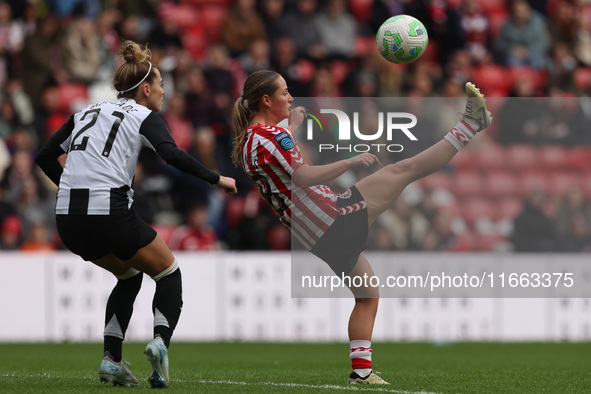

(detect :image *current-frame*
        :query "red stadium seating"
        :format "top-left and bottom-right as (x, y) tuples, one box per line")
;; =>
(509, 66), (548, 91)
(518, 170), (550, 196)
(484, 170), (519, 198)
(461, 196), (496, 225)
(452, 170), (485, 198)
(496, 196), (523, 220)
(547, 171), (583, 198)
(57, 83), (88, 112)
(574, 67), (591, 91)
(539, 145), (570, 170)
(472, 144), (507, 170)
(418, 171), (453, 191)
(505, 144), (539, 170)
(471, 64), (512, 96)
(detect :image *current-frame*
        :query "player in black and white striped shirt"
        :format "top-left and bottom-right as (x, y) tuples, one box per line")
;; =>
(36, 40), (237, 388)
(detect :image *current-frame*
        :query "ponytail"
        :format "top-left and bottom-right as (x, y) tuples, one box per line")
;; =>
(231, 97), (252, 167)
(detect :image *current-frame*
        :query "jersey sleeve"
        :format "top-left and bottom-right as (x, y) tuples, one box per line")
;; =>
(140, 112), (220, 184)
(35, 115), (75, 186)
(138, 112), (176, 150)
(263, 128), (306, 175)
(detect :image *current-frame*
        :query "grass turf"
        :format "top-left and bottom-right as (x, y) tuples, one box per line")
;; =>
(0, 342), (590, 393)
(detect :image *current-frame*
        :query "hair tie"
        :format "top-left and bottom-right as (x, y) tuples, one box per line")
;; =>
(118, 62), (153, 95)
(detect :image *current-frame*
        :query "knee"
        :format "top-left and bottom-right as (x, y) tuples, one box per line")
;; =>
(355, 294), (380, 310)
(386, 157), (418, 180)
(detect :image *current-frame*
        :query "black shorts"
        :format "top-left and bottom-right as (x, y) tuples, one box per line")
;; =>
(311, 186), (369, 276)
(56, 209), (157, 261)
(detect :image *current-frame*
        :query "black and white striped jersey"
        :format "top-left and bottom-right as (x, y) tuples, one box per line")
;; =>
(36, 98), (220, 216)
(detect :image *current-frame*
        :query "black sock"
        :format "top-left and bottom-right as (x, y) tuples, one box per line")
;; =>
(103, 272), (143, 361)
(152, 268), (183, 348)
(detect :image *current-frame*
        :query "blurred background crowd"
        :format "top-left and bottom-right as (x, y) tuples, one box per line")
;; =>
(2, 0), (591, 253)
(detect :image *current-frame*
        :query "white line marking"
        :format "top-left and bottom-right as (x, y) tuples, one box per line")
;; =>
(1, 373), (441, 393)
(189, 379), (440, 393)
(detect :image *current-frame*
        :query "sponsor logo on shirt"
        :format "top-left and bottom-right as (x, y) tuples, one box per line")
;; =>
(274, 131), (294, 151)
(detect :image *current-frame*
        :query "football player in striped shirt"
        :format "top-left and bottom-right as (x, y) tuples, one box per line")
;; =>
(36, 41), (237, 388)
(231, 70), (492, 385)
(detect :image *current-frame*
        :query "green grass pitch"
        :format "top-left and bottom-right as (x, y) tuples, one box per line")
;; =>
(1, 342), (590, 393)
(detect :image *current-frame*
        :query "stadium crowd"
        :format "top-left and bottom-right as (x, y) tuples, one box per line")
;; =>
(2, 0), (591, 253)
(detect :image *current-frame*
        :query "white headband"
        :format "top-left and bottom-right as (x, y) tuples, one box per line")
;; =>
(118, 62), (152, 95)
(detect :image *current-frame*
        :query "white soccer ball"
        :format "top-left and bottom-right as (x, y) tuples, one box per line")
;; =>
(376, 15), (429, 64)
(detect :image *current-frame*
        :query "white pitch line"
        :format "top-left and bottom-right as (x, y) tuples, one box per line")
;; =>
(190, 379), (440, 394)
(1, 373), (441, 394)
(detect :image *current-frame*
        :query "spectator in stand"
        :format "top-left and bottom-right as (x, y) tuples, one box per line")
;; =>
(259, 0), (286, 49)
(61, 14), (100, 83)
(270, 36), (309, 97)
(162, 92), (192, 152)
(422, 210), (468, 251)
(547, 42), (577, 91)
(0, 213), (21, 249)
(0, 1), (24, 89)
(48, 0), (101, 19)
(31, 85), (70, 144)
(204, 44), (236, 114)
(0, 184), (17, 228)
(148, 14), (183, 56)
(512, 189), (556, 252)
(240, 38), (271, 75)
(169, 204), (219, 251)
(497, 0), (550, 69)
(375, 199), (430, 251)
(315, 0), (356, 60)
(281, 0), (325, 60)
(496, 76), (543, 145)
(20, 222), (55, 251)
(184, 66), (223, 129)
(220, 0), (266, 57)
(20, 14), (66, 111)
(457, 0), (493, 64)
(556, 186), (591, 251)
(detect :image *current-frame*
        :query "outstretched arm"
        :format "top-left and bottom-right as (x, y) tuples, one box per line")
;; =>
(292, 153), (380, 187)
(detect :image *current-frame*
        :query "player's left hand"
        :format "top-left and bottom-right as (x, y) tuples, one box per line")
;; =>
(216, 176), (237, 195)
(288, 106), (306, 132)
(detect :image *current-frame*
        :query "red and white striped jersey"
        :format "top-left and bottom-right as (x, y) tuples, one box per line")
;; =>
(242, 124), (339, 250)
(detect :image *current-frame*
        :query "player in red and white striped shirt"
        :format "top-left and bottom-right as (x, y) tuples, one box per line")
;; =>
(232, 70), (492, 385)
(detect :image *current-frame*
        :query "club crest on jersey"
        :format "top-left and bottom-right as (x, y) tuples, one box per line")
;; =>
(274, 131), (294, 151)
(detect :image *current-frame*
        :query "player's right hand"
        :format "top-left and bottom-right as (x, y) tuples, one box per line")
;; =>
(216, 176), (237, 195)
(347, 153), (381, 168)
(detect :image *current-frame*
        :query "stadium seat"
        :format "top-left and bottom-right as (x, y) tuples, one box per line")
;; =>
(472, 143), (507, 170)
(473, 232), (506, 251)
(539, 145), (570, 170)
(461, 196), (496, 225)
(350, 0), (373, 24)
(452, 170), (485, 198)
(57, 83), (89, 112)
(505, 144), (539, 170)
(151, 224), (177, 246)
(547, 171), (582, 198)
(495, 196), (523, 220)
(483, 170), (519, 198)
(330, 60), (351, 86)
(471, 64), (511, 96)
(509, 67), (548, 91)
(478, 0), (508, 14)
(574, 67), (591, 91)
(518, 170), (549, 196)
(418, 171), (452, 191)
(354, 36), (375, 57)
(449, 146), (474, 170)
(488, 11), (509, 38)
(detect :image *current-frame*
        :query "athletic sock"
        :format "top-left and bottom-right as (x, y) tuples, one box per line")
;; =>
(151, 259), (183, 348)
(350, 340), (372, 377)
(444, 120), (477, 151)
(104, 270), (143, 362)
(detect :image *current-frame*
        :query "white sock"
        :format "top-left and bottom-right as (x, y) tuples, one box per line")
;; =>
(350, 339), (372, 377)
(444, 120), (477, 151)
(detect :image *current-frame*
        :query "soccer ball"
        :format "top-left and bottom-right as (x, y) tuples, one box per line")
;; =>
(376, 15), (429, 64)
